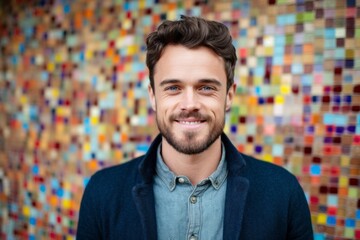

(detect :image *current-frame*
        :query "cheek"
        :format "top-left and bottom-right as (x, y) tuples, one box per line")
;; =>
(157, 96), (180, 110)
(155, 101), (173, 118)
(205, 98), (227, 112)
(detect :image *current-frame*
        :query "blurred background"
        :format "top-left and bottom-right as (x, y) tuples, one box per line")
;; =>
(0, 0), (359, 239)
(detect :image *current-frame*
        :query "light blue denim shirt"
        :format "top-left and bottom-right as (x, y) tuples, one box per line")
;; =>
(154, 143), (228, 240)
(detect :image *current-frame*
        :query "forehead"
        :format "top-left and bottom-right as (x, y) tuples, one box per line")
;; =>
(154, 45), (226, 84)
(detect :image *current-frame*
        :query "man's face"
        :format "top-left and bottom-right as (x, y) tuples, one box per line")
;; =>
(148, 45), (235, 155)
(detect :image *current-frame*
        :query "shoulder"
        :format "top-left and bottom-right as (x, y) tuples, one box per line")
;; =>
(95, 155), (143, 177)
(236, 153), (307, 208)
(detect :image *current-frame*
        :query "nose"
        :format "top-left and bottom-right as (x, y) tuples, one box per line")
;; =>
(180, 88), (200, 111)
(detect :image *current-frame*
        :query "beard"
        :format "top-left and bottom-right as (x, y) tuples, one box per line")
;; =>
(156, 111), (225, 155)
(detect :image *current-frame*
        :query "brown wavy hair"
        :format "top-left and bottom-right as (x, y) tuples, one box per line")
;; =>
(146, 15), (237, 91)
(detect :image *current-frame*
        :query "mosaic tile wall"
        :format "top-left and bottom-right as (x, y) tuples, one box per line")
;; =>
(0, 0), (359, 239)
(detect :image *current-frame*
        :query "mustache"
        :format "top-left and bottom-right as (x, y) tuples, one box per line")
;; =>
(169, 111), (210, 121)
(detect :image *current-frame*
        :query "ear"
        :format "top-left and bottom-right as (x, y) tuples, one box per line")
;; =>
(225, 83), (236, 111)
(148, 84), (156, 111)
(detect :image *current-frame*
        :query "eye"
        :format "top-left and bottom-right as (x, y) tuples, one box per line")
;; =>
(164, 85), (181, 92)
(199, 85), (216, 92)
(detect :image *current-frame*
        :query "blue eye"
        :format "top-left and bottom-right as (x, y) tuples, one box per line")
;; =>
(164, 86), (181, 92)
(200, 86), (215, 91)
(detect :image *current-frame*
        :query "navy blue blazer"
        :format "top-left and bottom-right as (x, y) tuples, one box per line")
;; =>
(77, 133), (313, 240)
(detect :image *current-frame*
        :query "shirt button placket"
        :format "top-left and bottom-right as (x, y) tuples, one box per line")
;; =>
(189, 235), (198, 240)
(190, 196), (197, 204)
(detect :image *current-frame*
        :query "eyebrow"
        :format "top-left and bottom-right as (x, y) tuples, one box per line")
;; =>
(159, 78), (222, 87)
(159, 79), (181, 87)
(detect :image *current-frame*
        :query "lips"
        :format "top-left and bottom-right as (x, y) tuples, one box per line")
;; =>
(170, 112), (208, 124)
(178, 120), (203, 125)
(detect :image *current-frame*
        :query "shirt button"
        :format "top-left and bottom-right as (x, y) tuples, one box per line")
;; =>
(190, 196), (197, 204)
(189, 235), (197, 240)
(178, 177), (185, 183)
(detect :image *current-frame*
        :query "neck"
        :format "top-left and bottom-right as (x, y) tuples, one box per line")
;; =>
(161, 136), (222, 185)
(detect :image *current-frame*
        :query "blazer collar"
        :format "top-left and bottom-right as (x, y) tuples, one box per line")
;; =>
(138, 134), (162, 182)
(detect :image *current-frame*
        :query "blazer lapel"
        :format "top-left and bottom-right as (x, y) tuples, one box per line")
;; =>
(223, 174), (249, 240)
(132, 183), (157, 240)
(131, 134), (162, 240)
(221, 133), (249, 240)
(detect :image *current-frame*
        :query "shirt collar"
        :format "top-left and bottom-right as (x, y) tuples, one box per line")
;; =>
(155, 142), (228, 191)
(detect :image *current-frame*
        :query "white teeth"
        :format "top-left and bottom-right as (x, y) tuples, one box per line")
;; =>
(179, 121), (201, 125)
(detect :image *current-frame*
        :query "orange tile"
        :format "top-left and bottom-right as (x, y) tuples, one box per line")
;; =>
(88, 160), (98, 171)
(304, 135), (314, 144)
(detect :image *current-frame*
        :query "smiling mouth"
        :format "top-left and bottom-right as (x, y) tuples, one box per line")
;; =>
(171, 112), (208, 125)
(177, 120), (204, 125)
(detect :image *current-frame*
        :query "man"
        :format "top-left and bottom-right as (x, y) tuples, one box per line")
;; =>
(77, 16), (313, 240)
